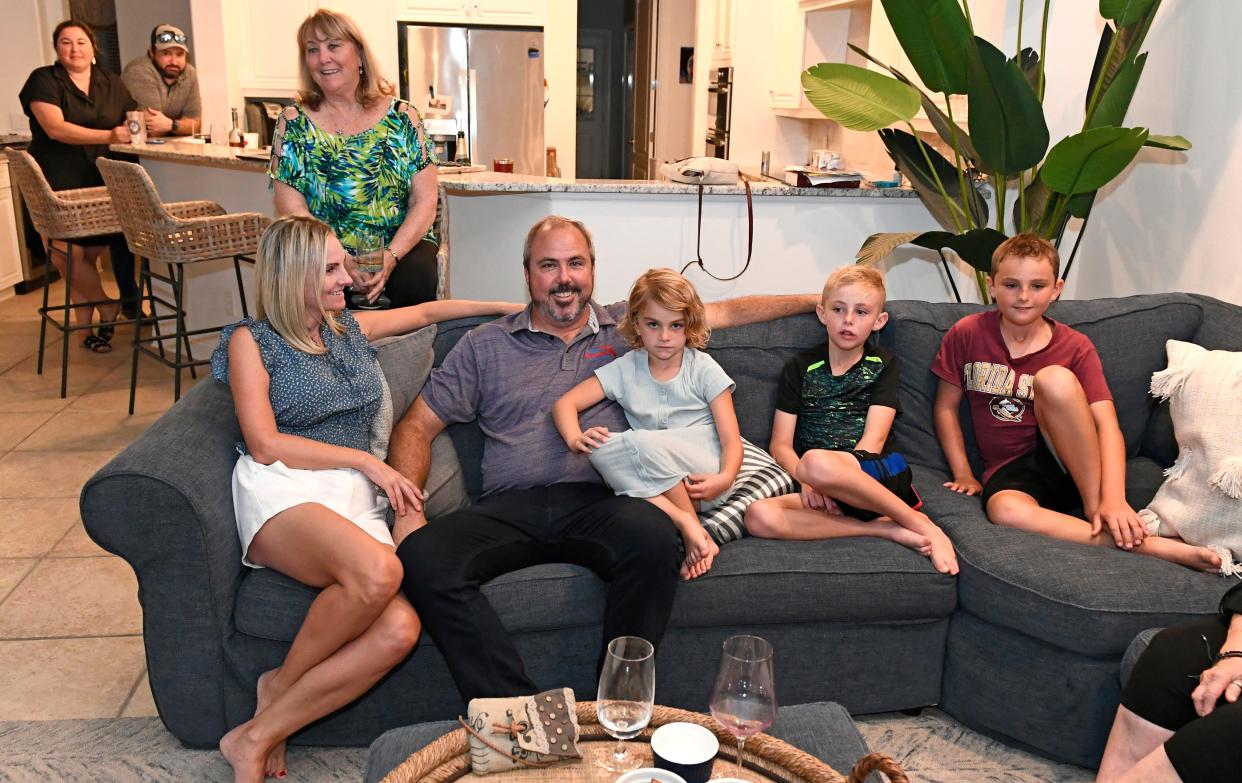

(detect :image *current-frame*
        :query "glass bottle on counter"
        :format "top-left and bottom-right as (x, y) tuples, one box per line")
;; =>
(545, 146), (561, 178)
(454, 131), (470, 165)
(228, 108), (244, 148)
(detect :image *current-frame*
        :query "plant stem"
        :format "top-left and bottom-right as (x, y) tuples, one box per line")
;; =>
(976, 270), (990, 304)
(937, 249), (964, 303)
(994, 174), (1008, 233)
(1037, 0), (1051, 100)
(906, 122), (967, 233)
(1018, 171), (1027, 233)
(945, 102), (975, 229)
(961, 0), (974, 32)
(1060, 204), (1093, 282)
(1043, 195), (1072, 244)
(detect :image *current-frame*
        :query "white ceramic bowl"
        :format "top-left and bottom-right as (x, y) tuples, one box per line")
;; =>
(615, 768), (687, 783)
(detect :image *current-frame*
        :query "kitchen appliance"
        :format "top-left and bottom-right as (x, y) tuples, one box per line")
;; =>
(400, 23), (544, 175)
(705, 66), (732, 159)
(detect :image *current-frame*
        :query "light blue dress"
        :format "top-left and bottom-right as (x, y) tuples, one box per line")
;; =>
(588, 347), (736, 502)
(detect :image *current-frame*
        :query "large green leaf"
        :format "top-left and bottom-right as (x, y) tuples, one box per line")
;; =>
(1145, 134), (1191, 150)
(849, 43), (980, 163)
(1089, 52), (1147, 128)
(1100, 0), (1159, 26)
(1067, 192), (1097, 219)
(1087, 1), (1162, 114)
(1013, 174), (1053, 234)
(855, 232), (927, 266)
(801, 63), (921, 131)
(879, 128), (988, 229)
(1016, 47), (1042, 98)
(1041, 127), (1149, 195)
(966, 37), (1050, 175)
(878, 0), (973, 95)
(911, 228), (1011, 274)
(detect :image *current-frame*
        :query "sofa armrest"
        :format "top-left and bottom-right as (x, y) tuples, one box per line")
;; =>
(79, 380), (245, 747)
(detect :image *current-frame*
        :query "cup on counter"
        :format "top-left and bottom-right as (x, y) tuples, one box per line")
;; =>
(126, 110), (146, 145)
(209, 124), (226, 146)
(243, 132), (259, 148)
(492, 158), (514, 173)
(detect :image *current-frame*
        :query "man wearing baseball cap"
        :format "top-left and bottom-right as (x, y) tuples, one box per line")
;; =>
(121, 24), (201, 137)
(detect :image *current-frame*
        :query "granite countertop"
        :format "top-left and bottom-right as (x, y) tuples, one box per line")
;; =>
(439, 170), (918, 198)
(109, 139), (271, 172)
(0, 132), (32, 146)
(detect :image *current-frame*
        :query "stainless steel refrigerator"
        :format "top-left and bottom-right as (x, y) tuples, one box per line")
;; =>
(400, 24), (545, 175)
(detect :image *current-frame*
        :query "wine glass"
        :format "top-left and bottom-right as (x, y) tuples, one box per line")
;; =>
(595, 635), (655, 773)
(348, 233), (390, 310)
(709, 635), (776, 781)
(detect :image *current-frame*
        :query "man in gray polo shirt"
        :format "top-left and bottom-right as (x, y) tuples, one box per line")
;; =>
(389, 215), (817, 703)
(121, 24), (201, 137)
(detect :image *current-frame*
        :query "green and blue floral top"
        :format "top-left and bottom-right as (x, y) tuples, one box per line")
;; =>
(269, 99), (437, 254)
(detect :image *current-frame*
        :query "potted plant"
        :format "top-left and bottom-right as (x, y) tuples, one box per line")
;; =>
(801, 0), (1189, 302)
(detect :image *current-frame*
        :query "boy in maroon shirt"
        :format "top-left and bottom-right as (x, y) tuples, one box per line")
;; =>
(931, 234), (1220, 571)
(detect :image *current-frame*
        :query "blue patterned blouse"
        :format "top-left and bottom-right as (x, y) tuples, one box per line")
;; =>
(211, 311), (382, 455)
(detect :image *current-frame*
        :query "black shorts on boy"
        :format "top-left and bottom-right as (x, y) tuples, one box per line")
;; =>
(980, 435), (1081, 512)
(832, 450), (922, 521)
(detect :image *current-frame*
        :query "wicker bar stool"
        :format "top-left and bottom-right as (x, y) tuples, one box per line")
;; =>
(96, 158), (270, 413)
(5, 148), (129, 398)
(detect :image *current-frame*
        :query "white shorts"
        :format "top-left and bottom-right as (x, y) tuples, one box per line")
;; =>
(231, 455), (393, 568)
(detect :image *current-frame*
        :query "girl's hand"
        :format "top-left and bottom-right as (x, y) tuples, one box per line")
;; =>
(1192, 655), (1242, 717)
(111, 124), (131, 144)
(685, 472), (732, 502)
(361, 457), (425, 518)
(570, 426), (611, 453)
(944, 475), (982, 495)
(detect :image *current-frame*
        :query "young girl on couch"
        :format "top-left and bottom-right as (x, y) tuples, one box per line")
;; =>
(552, 268), (742, 580)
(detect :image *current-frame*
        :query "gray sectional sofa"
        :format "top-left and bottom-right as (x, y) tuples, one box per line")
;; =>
(80, 292), (1241, 768)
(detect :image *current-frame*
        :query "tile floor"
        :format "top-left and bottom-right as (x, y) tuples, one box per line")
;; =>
(0, 279), (194, 721)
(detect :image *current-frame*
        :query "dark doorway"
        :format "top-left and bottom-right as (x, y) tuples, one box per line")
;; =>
(577, 0), (627, 179)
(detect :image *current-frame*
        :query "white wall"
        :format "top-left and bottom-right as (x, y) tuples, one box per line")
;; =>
(3, 0), (56, 134)
(651, 0), (696, 165)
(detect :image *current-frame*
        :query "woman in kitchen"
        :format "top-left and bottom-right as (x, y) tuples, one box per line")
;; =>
(270, 8), (440, 309)
(19, 19), (141, 351)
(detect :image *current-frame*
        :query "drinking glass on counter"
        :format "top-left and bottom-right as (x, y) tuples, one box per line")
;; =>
(596, 635), (655, 773)
(492, 158), (514, 173)
(710, 635), (776, 781)
(209, 124), (226, 146)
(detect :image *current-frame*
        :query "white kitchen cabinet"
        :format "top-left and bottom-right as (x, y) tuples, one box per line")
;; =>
(0, 159), (24, 295)
(238, 0), (319, 94)
(397, 0), (545, 26)
(711, 0), (734, 66)
(770, 1), (868, 117)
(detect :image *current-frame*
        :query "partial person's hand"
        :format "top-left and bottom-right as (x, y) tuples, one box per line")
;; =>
(144, 107), (173, 135)
(799, 484), (840, 514)
(943, 475), (982, 495)
(570, 426), (610, 453)
(1091, 499), (1147, 549)
(685, 472), (732, 502)
(343, 253), (368, 289)
(111, 124), (131, 144)
(362, 456), (425, 517)
(364, 250), (398, 304)
(1192, 655), (1242, 717)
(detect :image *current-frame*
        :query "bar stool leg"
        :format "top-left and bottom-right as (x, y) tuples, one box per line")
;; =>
(233, 256), (250, 319)
(169, 264), (201, 401)
(59, 240), (73, 399)
(129, 257), (147, 416)
(147, 261), (166, 361)
(36, 240), (53, 376)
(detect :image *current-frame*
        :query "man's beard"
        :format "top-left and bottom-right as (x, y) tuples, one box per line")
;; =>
(158, 64), (183, 80)
(533, 283), (587, 325)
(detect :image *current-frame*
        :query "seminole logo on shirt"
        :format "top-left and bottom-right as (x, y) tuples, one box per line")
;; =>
(962, 362), (1034, 423)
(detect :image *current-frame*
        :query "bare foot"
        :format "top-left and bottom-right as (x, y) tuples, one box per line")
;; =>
(256, 669), (287, 778)
(923, 527), (959, 575)
(219, 720), (270, 783)
(677, 521), (720, 581)
(1136, 537), (1223, 573)
(888, 526), (931, 555)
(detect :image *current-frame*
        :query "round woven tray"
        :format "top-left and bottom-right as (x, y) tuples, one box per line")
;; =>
(381, 703), (907, 783)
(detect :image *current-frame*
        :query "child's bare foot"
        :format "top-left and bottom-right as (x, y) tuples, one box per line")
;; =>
(1137, 537), (1224, 573)
(923, 527), (959, 575)
(255, 669), (286, 778)
(219, 720), (269, 783)
(677, 520), (720, 581)
(888, 525), (930, 555)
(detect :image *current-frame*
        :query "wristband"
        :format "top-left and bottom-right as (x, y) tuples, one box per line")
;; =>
(384, 246), (400, 264)
(1216, 650), (1242, 662)
(171, 118), (179, 133)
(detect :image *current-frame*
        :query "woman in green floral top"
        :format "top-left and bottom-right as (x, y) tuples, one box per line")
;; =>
(271, 9), (438, 308)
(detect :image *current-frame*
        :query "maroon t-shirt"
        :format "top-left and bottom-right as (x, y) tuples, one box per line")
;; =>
(931, 309), (1112, 482)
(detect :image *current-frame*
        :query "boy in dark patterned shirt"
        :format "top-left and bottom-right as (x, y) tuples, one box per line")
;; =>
(745, 266), (958, 574)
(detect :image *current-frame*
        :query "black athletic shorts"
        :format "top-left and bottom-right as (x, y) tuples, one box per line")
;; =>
(835, 450), (923, 522)
(1121, 617), (1242, 783)
(980, 436), (1081, 513)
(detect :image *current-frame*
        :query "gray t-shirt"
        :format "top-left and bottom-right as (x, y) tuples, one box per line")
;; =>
(421, 301), (631, 497)
(595, 347), (734, 431)
(121, 56), (201, 119)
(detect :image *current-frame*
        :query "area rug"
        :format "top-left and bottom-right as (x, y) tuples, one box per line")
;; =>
(0, 709), (1094, 782)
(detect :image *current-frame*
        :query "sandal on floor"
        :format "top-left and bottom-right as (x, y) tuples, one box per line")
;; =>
(82, 332), (113, 354)
(97, 302), (122, 342)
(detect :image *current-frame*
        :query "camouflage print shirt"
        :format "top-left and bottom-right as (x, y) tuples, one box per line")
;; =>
(775, 343), (901, 456)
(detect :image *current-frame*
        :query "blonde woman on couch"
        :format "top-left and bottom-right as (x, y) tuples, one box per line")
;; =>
(212, 215), (519, 782)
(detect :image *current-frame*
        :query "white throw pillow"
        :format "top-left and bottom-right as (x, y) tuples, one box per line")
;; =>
(1138, 340), (1242, 574)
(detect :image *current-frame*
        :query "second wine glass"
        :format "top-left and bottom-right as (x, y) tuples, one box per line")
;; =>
(709, 634), (776, 781)
(595, 635), (655, 773)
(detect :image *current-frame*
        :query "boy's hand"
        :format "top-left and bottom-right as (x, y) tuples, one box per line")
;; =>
(1092, 499), (1147, 549)
(800, 485), (841, 515)
(685, 472), (732, 502)
(569, 426), (611, 453)
(944, 475), (982, 495)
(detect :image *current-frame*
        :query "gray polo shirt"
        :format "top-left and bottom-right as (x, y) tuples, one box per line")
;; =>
(121, 56), (201, 119)
(422, 301), (632, 497)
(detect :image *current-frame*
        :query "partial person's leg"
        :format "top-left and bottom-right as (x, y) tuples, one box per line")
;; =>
(745, 492), (930, 550)
(51, 242), (114, 330)
(1032, 366), (1102, 512)
(383, 239), (439, 307)
(554, 485), (680, 669)
(650, 481), (719, 579)
(1097, 707), (1178, 783)
(396, 490), (550, 701)
(106, 235), (139, 309)
(986, 489), (1097, 542)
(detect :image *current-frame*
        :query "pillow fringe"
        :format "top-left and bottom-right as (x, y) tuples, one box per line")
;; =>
(1209, 457), (1242, 499)
(1149, 364), (1191, 401)
(1164, 448), (1192, 480)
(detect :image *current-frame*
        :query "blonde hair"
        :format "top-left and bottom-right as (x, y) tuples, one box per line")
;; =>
(619, 268), (710, 350)
(255, 216), (344, 355)
(822, 265), (886, 305)
(991, 232), (1061, 278)
(295, 9), (394, 111)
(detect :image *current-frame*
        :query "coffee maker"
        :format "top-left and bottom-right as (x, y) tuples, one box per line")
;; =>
(424, 117), (459, 164)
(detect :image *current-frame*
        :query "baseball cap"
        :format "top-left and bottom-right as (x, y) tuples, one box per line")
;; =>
(151, 24), (188, 53)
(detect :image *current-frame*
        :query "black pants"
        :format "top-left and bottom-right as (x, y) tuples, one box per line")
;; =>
(396, 483), (680, 703)
(347, 238), (439, 309)
(1122, 617), (1242, 782)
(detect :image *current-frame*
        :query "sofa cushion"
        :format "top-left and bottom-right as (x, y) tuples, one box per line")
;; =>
(234, 535), (956, 643)
(915, 461), (1232, 657)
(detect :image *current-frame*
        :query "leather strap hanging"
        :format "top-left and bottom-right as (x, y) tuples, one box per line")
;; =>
(681, 179), (754, 282)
